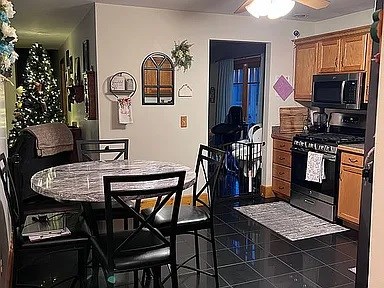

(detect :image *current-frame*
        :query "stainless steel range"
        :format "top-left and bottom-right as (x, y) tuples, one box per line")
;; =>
(290, 112), (366, 222)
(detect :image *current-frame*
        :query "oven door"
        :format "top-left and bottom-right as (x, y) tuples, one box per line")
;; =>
(291, 147), (337, 204)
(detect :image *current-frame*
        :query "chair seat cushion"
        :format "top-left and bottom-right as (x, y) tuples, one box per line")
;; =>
(98, 229), (171, 270)
(142, 205), (210, 230)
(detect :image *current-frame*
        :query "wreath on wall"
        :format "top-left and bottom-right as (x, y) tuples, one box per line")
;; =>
(171, 40), (193, 72)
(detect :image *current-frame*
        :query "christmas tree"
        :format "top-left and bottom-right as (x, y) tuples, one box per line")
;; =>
(9, 43), (64, 147)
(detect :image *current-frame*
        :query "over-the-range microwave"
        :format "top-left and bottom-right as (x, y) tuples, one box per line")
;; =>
(312, 72), (366, 110)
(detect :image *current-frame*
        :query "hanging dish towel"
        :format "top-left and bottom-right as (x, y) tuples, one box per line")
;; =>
(305, 151), (326, 183)
(118, 97), (133, 124)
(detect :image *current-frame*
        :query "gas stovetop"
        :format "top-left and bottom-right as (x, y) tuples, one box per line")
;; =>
(295, 132), (365, 145)
(293, 132), (365, 154)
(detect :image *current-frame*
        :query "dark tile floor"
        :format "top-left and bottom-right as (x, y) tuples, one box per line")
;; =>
(19, 198), (358, 288)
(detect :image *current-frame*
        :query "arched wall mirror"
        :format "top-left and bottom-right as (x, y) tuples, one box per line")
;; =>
(141, 52), (175, 105)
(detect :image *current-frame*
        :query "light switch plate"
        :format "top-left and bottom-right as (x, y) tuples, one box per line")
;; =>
(180, 116), (187, 128)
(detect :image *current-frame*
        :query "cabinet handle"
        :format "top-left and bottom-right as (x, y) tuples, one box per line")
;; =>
(279, 157), (285, 160)
(341, 57), (344, 67)
(335, 58), (338, 67)
(279, 186), (285, 190)
(304, 199), (315, 205)
(349, 158), (358, 163)
(280, 144), (286, 148)
(278, 172), (285, 176)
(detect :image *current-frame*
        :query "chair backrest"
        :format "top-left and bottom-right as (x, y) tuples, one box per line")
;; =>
(193, 145), (225, 211)
(0, 198), (13, 288)
(102, 171), (185, 271)
(248, 124), (263, 143)
(9, 132), (72, 202)
(225, 106), (243, 126)
(0, 153), (20, 230)
(77, 139), (129, 162)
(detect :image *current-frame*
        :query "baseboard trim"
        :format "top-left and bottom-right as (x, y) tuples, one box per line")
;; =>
(140, 193), (209, 210)
(260, 185), (275, 198)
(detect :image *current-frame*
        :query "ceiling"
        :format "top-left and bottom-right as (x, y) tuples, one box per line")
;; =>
(13, 0), (373, 49)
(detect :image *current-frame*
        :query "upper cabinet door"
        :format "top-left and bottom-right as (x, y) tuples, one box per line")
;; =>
(340, 34), (368, 72)
(294, 42), (317, 101)
(317, 39), (340, 73)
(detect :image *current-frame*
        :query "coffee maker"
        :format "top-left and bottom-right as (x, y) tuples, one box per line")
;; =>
(309, 110), (328, 133)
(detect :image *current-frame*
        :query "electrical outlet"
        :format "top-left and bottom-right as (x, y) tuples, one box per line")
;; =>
(0, 258), (3, 274)
(180, 116), (188, 128)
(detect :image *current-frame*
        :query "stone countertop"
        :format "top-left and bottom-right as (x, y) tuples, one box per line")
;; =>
(271, 126), (297, 141)
(338, 143), (365, 155)
(31, 160), (195, 203)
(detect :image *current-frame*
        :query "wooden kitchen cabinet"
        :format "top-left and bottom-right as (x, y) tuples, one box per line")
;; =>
(317, 38), (340, 73)
(317, 33), (369, 73)
(293, 25), (372, 102)
(294, 42), (317, 101)
(340, 34), (368, 72)
(338, 152), (364, 226)
(272, 138), (292, 199)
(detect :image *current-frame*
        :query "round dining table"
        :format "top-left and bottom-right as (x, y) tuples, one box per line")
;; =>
(31, 159), (196, 202)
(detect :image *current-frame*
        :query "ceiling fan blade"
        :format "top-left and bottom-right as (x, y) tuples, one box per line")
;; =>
(295, 0), (330, 9)
(234, 0), (254, 14)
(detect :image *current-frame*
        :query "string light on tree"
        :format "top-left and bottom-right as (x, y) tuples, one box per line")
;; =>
(9, 43), (64, 147)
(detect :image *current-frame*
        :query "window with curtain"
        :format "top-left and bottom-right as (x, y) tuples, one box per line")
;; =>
(232, 56), (262, 125)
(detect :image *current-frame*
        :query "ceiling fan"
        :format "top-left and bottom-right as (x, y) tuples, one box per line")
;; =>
(234, 0), (330, 17)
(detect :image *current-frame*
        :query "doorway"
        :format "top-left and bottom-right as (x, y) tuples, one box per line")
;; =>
(208, 40), (266, 199)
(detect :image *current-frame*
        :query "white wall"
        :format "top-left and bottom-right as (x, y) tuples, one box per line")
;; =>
(95, 4), (313, 185)
(0, 81), (11, 242)
(368, 29), (384, 287)
(59, 5), (99, 141)
(306, 9), (372, 37)
(5, 68), (16, 136)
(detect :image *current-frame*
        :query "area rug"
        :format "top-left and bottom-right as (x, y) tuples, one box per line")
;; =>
(234, 201), (348, 241)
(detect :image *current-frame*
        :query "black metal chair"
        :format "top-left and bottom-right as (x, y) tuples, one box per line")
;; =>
(76, 139), (131, 228)
(8, 130), (80, 224)
(76, 139), (129, 162)
(0, 153), (89, 288)
(141, 145), (225, 287)
(90, 171), (186, 288)
(211, 106), (246, 147)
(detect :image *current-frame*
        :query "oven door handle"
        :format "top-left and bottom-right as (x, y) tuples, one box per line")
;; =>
(291, 147), (307, 154)
(340, 80), (346, 103)
(291, 147), (336, 161)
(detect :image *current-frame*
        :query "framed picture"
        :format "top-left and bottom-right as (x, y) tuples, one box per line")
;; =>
(82, 40), (90, 72)
(74, 57), (81, 85)
(65, 50), (70, 68)
(68, 56), (73, 74)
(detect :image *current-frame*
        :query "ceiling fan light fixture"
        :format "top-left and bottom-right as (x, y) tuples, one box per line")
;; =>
(246, 0), (272, 18)
(268, 0), (295, 19)
(246, 0), (295, 19)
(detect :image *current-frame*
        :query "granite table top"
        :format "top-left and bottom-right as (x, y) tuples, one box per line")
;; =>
(31, 160), (196, 203)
